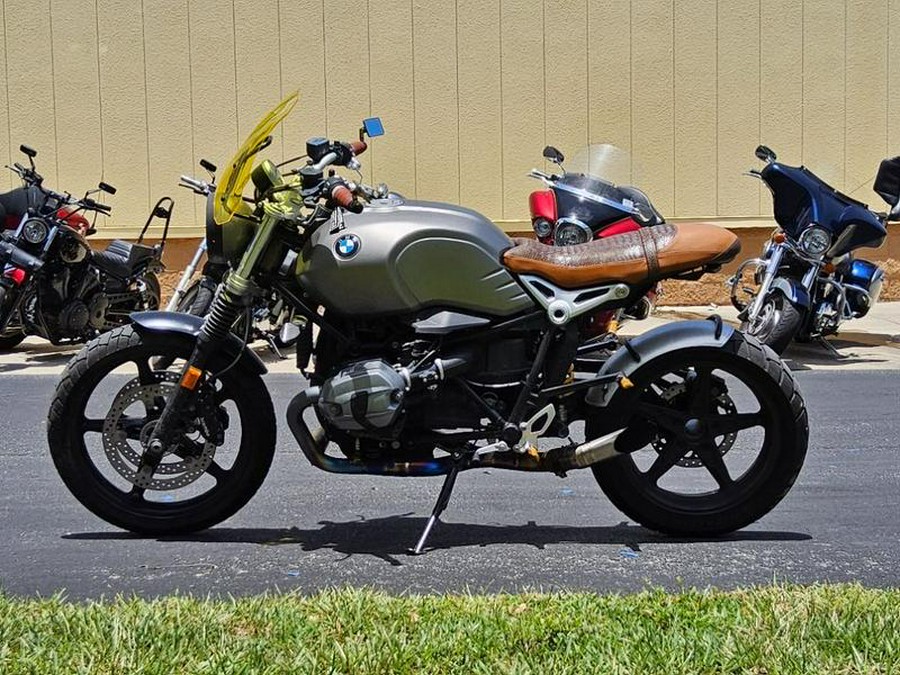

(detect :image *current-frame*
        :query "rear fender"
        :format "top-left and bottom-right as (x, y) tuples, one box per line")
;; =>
(770, 278), (811, 309)
(586, 319), (734, 408)
(129, 310), (267, 375)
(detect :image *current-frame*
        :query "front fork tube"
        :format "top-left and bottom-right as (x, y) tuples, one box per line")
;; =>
(138, 211), (281, 477)
(746, 244), (784, 323)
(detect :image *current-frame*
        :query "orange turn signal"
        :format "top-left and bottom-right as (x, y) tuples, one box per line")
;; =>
(823, 262), (835, 274)
(772, 232), (786, 244)
(180, 365), (203, 391)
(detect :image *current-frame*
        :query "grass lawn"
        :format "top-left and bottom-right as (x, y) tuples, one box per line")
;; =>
(1, 584), (898, 674)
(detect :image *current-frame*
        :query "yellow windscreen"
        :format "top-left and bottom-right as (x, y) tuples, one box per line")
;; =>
(213, 91), (299, 225)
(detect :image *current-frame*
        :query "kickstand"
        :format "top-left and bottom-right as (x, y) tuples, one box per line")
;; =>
(817, 336), (851, 360)
(264, 334), (286, 360)
(409, 454), (466, 556)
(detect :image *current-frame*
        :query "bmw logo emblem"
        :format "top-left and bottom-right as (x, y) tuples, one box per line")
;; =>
(335, 234), (361, 259)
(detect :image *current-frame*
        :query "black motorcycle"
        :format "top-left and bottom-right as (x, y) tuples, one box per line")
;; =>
(0, 145), (171, 349)
(730, 146), (897, 354)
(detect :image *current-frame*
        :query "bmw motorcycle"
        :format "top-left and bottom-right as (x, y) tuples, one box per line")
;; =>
(730, 146), (897, 354)
(47, 93), (808, 553)
(529, 145), (668, 342)
(0, 145), (170, 350)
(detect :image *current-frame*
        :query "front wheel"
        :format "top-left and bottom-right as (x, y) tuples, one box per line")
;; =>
(0, 327), (25, 350)
(47, 325), (276, 534)
(0, 286), (25, 350)
(589, 331), (808, 536)
(741, 292), (803, 355)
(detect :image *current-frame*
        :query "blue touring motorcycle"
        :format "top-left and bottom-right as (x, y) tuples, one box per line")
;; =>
(730, 146), (899, 354)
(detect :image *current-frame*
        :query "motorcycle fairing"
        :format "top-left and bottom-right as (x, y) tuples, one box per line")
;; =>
(760, 162), (887, 252)
(529, 189), (557, 223)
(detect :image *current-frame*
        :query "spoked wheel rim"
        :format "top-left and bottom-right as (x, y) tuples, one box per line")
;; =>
(74, 345), (254, 513)
(617, 352), (778, 512)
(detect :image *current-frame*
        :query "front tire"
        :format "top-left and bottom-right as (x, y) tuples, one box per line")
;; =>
(589, 331), (808, 536)
(0, 286), (25, 350)
(47, 325), (276, 534)
(741, 292), (803, 355)
(0, 328), (25, 350)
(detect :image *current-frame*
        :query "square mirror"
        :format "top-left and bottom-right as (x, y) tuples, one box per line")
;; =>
(363, 117), (385, 138)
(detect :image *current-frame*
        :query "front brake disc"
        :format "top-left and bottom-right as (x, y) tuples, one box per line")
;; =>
(101, 372), (217, 490)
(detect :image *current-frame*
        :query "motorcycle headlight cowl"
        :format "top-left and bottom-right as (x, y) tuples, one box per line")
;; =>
(798, 226), (831, 257)
(554, 218), (591, 246)
(21, 218), (49, 245)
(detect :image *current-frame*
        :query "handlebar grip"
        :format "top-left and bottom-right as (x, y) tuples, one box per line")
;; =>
(348, 140), (368, 156)
(330, 185), (355, 209)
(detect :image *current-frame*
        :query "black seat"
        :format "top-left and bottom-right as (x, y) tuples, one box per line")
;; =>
(91, 239), (158, 279)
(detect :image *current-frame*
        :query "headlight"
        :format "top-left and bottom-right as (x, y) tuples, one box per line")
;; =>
(21, 218), (48, 245)
(532, 217), (553, 239)
(798, 226), (831, 257)
(554, 218), (591, 246)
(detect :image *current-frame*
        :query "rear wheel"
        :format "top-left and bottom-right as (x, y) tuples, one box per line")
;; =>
(741, 292), (802, 355)
(47, 325), (276, 534)
(177, 277), (216, 315)
(141, 272), (161, 310)
(589, 331), (808, 536)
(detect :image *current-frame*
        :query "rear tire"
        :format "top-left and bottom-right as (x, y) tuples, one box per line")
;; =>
(47, 325), (276, 535)
(178, 277), (216, 315)
(741, 292), (802, 355)
(141, 272), (161, 311)
(589, 331), (808, 536)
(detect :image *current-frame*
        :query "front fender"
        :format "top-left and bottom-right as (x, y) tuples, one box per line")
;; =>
(586, 319), (734, 407)
(130, 310), (267, 375)
(770, 278), (811, 309)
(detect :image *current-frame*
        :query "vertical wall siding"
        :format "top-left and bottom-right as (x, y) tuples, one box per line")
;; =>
(0, 0), (896, 236)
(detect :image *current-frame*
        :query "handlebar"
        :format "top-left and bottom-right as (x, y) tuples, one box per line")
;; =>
(81, 197), (111, 215)
(179, 174), (212, 195)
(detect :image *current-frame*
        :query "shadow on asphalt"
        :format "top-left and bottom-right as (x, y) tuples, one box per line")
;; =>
(782, 336), (897, 371)
(64, 516), (812, 567)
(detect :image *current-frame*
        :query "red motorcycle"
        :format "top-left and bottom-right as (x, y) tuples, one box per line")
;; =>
(528, 145), (665, 343)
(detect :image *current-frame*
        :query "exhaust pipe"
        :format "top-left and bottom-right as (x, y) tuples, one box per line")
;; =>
(563, 429), (626, 467)
(286, 388), (627, 476)
(286, 388), (453, 476)
(473, 428), (626, 473)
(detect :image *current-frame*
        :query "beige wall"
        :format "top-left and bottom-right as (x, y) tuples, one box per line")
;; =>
(0, 0), (897, 238)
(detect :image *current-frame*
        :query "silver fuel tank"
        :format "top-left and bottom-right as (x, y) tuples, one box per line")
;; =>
(297, 197), (535, 317)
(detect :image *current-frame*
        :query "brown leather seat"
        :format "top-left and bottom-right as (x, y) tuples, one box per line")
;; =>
(502, 223), (740, 289)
